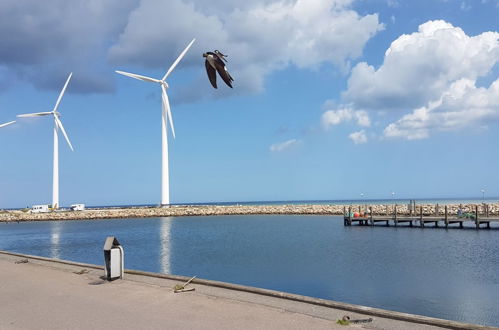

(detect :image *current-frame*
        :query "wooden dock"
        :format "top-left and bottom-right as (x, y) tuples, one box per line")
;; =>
(343, 205), (499, 229)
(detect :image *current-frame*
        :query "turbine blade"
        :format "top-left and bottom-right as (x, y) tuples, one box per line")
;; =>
(115, 70), (160, 83)
(54, 72), (72, 112)
(17, 112), (53, 117)
(161, 85), (175, 139)
(162, 38), (196, 81)
(0, 120), (15, 128)
(54, 116), (74, 151)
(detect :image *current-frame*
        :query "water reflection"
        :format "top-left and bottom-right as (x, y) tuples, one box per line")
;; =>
(159, 217), (171, 274)
(50, 221), (62, 259)
(1, 216), (498, 327)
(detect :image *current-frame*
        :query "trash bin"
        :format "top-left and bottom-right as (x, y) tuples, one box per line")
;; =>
(103, 236), (124, 280)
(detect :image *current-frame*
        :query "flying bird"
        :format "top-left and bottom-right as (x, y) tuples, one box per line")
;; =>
(203, 50), (234, 89)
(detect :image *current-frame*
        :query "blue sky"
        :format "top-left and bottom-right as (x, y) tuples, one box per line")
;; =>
(1, 0), (498, 207)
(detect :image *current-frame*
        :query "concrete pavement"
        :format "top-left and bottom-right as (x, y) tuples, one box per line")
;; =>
(0, 252), (492, 330)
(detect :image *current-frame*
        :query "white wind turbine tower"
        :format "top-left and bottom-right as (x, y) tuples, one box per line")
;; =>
(17, 73), (74, 209)
(0, 121), (16, 128)
(116, 38), (195, 206)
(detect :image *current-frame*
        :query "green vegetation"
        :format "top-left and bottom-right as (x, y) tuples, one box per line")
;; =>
(336, 319), (350, 325)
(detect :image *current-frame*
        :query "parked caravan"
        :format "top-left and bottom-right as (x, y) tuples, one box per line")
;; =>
(70, 204), (85, 211)
(31, 205), (50, 213)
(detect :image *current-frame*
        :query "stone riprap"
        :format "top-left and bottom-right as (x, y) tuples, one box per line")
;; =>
(0, 203), (498, 222)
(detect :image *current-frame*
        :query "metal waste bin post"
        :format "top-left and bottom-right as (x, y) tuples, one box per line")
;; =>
(103, 236), (124, 280)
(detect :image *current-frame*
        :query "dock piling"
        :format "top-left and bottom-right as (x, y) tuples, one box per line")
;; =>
(445, 205), (448, 228)
(420, 206), (424, 228)
(348, 207), (352, 226)
(475, 205), (479, 229)
(341, 204), (497, 229)
(394, 205), (398, 227)
(369, 206), (373, 226)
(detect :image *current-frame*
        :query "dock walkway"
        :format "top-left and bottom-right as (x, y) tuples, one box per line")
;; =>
(343, 205), (499, 229)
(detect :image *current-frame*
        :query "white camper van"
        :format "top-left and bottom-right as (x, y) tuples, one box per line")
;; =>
(31, 205), (50, 213)
(70, 204), (85, 211)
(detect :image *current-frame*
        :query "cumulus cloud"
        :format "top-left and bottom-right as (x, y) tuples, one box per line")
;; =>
(349, 130), (368, 144)
(323, 20), (499, 141)
(321, 108), (370, 129)
(0, 0), (383, 96)
(270, 139), (301, 152)
(383, 78), (499, 139)
(0, 0), (137, 93)
(109, 0), (383, 95)
(343, 20), (499, 111)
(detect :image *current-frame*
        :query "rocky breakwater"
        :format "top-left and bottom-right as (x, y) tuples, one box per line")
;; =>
(0, 203), (498, 222)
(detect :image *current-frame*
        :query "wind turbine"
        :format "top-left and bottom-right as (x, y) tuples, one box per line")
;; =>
(0, 121), (16, 128)
(17, 73), (74, 209)
(116, 38), (195, 206)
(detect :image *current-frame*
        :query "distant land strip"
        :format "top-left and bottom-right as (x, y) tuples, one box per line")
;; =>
(1, 203), (498, 222)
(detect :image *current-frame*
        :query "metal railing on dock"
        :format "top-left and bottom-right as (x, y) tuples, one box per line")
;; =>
(343, 204), (497, 229)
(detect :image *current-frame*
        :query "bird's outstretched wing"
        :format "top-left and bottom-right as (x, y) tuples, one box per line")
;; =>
(214, 58), (234, 88)
(205, 59), (218, 89)
(214, 50), (228, 62)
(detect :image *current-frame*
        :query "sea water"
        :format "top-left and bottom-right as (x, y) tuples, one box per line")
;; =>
(0, 215), (497, 326)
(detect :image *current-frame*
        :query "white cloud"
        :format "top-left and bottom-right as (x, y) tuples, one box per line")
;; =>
(324, 19), (499, 141)
(349, 130), (368, 144)
(480, 0), (499, 5)
(270, 139), (301, 152)
(460, 2), (471, 11)
(383, 78), (499, 140)
(0, 0), (137, 93)
(343, 20), (499, 111)
(0, 0), (383, 96)
(386, 0), (399, 8)
(321, 108), (371, 129)
(109, 0), (383, 96)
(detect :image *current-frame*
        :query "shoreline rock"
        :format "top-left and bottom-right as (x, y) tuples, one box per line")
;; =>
(0, 203), (497, 222)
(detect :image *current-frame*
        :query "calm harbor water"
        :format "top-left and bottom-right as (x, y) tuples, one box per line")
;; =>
(0, 215), (497, 326)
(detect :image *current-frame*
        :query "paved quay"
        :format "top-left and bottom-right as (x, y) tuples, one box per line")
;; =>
(0, 252), (494, 330)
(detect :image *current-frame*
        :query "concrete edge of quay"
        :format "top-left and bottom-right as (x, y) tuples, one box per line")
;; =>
(1, 250), (495, 330)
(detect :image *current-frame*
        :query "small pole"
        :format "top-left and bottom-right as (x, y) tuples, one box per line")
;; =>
(420, 206), (424, 228)
(445, 205), (448, 228)
(394, 205), (398, 226)
(475, 205), (479, 229)
(369, 206), (373, 226)
(348, 206), (352, 226)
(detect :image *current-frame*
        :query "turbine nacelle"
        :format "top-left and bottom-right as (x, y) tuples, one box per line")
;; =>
(16, 73), (74, 152)
(160, 81), (169, 89)
(115, 38), (196, 141)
